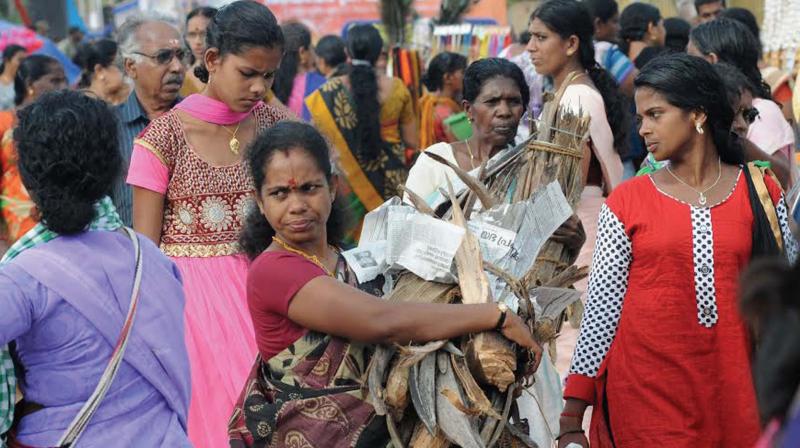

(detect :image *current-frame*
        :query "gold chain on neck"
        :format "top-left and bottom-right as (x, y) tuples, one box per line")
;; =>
(272, 236), (334, 277)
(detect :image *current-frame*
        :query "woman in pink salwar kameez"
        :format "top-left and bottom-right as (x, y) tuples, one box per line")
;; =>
(126, 3), (289, 447)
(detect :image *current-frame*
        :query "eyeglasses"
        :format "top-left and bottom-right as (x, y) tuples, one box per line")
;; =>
(133, 48), (188, 65)
(737, 107), (760, 124)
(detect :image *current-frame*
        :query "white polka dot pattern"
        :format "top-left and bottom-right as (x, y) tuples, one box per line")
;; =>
(691, 206), (718, 328)
(569, 204), (632, 377)
(776, 194), (798, 264)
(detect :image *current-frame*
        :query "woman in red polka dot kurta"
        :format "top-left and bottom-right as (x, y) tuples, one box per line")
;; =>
(558, 54), (798, 448)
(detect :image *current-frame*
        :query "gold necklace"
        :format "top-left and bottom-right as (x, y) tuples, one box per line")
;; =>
(272, 236), (334, 277)
(464, 139), (478, 169)
(221, 121), (243, 155)
(665, 157), (722, 206)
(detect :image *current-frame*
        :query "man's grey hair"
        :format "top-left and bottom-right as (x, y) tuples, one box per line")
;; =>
(117, 13), (180, 63)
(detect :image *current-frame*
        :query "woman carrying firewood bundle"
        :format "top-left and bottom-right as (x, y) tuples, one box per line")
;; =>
(228, 120), (542, 447)
(558, 53), (798, 447)
(526, 0), (628, 303)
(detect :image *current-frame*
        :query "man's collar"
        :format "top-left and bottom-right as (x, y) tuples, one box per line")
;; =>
(118, 90), (182, 124)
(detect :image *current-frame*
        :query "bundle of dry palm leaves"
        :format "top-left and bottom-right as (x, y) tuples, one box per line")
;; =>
(365, 77), (591, 448)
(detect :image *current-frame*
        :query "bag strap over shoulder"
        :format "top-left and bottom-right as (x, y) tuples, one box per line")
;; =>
(747, 162), (784, 252)
(56, 227), (144, 447)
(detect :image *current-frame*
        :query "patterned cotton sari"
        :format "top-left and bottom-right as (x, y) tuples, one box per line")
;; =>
(228, 260), (388, 448)
(306, 78), (410, 245)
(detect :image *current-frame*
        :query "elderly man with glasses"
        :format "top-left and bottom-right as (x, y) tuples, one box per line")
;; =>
(114, 15), (187, 226)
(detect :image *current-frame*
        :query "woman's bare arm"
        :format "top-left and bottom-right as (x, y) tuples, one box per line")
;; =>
(132, 186), (165, 244)
(287, 276), (540, 356)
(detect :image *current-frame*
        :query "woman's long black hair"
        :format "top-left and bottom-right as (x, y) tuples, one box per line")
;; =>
(240, 121), (347, 260)
(634, 53), (744, 165)
(739, 256), (800, 425)
(194, 0), (284, 83)
(74, 39), (118, 88)
(530, 0), (629, 156)
(14, 90), (121, 234)
(690, 18), (771, 100)
(618, 3), (661, 55)
(14, 54), (60, 106)
(272, 21), (312, 104)
(346, 24), (387, 162)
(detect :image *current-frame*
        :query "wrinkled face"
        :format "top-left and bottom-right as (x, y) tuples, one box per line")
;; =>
(731, 88), (756, 138)
(526, 18), (573, 77)
(125, 22), (186, 104)
(595, 13), (620, 42)
(464, 76), (524, 147)
(28, 63), (67, 103)
(697, 2), (724, 23)
(256, 148), (336, 246)
(186, 15), (211, 62)
(635, 86), (702, 161)
(206, 45), (283, 113)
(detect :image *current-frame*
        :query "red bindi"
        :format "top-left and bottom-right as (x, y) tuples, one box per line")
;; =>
(288, 178), (297, 188)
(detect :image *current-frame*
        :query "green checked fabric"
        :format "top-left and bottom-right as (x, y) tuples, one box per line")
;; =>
(0, 196), (123, 446)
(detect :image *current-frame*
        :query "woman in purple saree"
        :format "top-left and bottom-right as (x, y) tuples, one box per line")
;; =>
(0, 91), (191, 447)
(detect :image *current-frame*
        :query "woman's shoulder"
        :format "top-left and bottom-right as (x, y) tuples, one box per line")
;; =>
(562, 83), (604, 108)
(137, 109), (181, 143)
(422, 141), (455, 159)
(605, 174), (655, 213)
(254, 101), (293, 127)
(249, 250), (326, 279)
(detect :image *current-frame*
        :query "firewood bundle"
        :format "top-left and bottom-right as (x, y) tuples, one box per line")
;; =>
(365, 75), (592, 447)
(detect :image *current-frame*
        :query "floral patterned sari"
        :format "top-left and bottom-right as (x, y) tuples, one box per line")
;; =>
(306, 78), (412, 245)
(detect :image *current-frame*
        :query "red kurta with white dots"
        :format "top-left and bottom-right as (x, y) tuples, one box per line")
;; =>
(564, 170), (798, 447)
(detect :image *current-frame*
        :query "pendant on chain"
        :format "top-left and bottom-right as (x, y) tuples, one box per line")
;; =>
(698, 193), (707, 206)
(229, 137), (240, 155)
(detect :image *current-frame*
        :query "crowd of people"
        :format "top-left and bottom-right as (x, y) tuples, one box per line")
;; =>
(0, 0), (798, 447)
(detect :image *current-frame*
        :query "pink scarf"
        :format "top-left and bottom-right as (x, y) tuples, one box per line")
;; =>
(175, 94), (263, 125)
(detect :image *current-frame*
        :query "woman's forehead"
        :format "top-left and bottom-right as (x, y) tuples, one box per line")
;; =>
(477, 76), (521, 97)
(264, 149), (325, 182)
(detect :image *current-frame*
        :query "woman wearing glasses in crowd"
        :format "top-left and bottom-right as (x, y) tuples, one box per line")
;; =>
(689, 19), (796, 166)
(126, 2), (289, 447)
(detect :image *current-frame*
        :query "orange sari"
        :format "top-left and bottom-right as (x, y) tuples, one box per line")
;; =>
(0, 113), (36, 244)
(418, 94), (461, 149)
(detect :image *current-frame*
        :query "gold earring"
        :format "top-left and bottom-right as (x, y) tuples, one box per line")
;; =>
(695, 122), (704, 134)
(27, 89), (34, 96)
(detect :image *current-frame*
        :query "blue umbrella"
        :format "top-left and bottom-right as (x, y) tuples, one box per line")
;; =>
(0, 19), (81, 85)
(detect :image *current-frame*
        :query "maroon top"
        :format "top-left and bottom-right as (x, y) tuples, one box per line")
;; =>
(247, 251), (325, 360)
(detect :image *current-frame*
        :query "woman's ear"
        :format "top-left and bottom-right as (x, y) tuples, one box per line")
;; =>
(462, 100), (473, 121)
(707, 52), (719, 64)
(691, 109), (709, 128)
(566, 35), (580, 57)
(204, 47), (221, 74)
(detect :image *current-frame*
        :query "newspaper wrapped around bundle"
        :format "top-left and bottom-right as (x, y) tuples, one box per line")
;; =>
(351, 74), (592, 446)
(347, 182), (579, 447)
